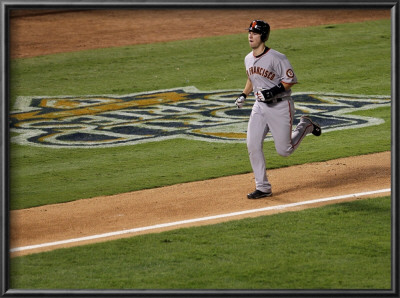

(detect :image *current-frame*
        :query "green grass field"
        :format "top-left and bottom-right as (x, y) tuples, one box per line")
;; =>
(9, 19), (391, 210)
(9, 19), (392, 290)
(9, 105), (391, 210)
(10, 196), (391, 289)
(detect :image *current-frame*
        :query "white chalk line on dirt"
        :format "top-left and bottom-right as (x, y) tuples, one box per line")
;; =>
(10, 188), (391, 253)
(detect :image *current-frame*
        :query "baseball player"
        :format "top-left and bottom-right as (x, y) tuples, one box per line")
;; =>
(235, 20), (321, 199)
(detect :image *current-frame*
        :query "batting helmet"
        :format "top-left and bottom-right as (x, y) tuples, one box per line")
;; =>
(248, 20), (270, 42)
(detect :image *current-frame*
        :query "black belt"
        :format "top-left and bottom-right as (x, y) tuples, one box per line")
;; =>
(258, 97), (286, 104)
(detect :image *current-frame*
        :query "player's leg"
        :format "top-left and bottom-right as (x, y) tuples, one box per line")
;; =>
(267, 99), (318, 157)
(266, 99), (297, 157)
(246, 102), (272, 193)
(290, 116), (315, 150)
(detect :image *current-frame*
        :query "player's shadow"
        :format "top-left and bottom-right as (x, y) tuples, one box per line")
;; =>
(272, 164), (390, 197)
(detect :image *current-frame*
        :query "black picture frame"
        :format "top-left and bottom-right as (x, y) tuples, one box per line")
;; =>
(1, 0), (398, 297)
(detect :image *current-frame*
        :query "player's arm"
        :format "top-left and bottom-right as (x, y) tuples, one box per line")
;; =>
(242, 78), (253, 97)
(235, 78), (252, 108)
(255, 81), (294, 102)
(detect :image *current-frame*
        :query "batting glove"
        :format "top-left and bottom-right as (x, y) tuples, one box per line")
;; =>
(255, 83), (286, 102)
(255, 89), (273, 102)
(235, 93), (246, 108)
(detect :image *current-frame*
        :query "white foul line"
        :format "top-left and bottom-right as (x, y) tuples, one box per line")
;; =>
(10, 188), (391, 253)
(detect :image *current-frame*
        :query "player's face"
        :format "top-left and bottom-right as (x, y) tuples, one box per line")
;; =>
(248, 31), (263, 49)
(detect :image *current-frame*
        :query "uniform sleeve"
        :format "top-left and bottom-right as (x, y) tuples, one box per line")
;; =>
(275, 54), (297, 84)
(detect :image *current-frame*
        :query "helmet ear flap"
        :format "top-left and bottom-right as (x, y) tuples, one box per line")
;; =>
(261, 32), (269, 42)
(261, 24), (270, 42)
(261, 33), (267, 42)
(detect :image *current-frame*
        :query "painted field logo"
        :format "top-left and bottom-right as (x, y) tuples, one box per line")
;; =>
(10, 86), (390, 148)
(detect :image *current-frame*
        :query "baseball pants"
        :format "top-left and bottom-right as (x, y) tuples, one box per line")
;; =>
(246, 98), (313, 193)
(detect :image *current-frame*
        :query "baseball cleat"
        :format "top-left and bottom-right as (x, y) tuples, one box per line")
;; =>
(301, 116), (322, 136)
(247, 189), (272, 199)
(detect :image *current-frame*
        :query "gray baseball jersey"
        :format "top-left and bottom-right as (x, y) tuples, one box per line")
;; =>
(245, 48), (297, 97)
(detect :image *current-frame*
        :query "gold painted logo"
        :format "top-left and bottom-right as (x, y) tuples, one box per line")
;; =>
(10, 87), (390, 148)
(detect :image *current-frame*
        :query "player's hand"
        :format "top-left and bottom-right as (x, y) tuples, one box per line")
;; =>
(256, 83), (286, 102)
(235, 93), (246, 108)
(255, 89), (273, 102)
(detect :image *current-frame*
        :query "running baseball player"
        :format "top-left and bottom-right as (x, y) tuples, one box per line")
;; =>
(235, 20), (321, 199)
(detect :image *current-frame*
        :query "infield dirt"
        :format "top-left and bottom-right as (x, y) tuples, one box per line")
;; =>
(9, 9), (391, 256)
